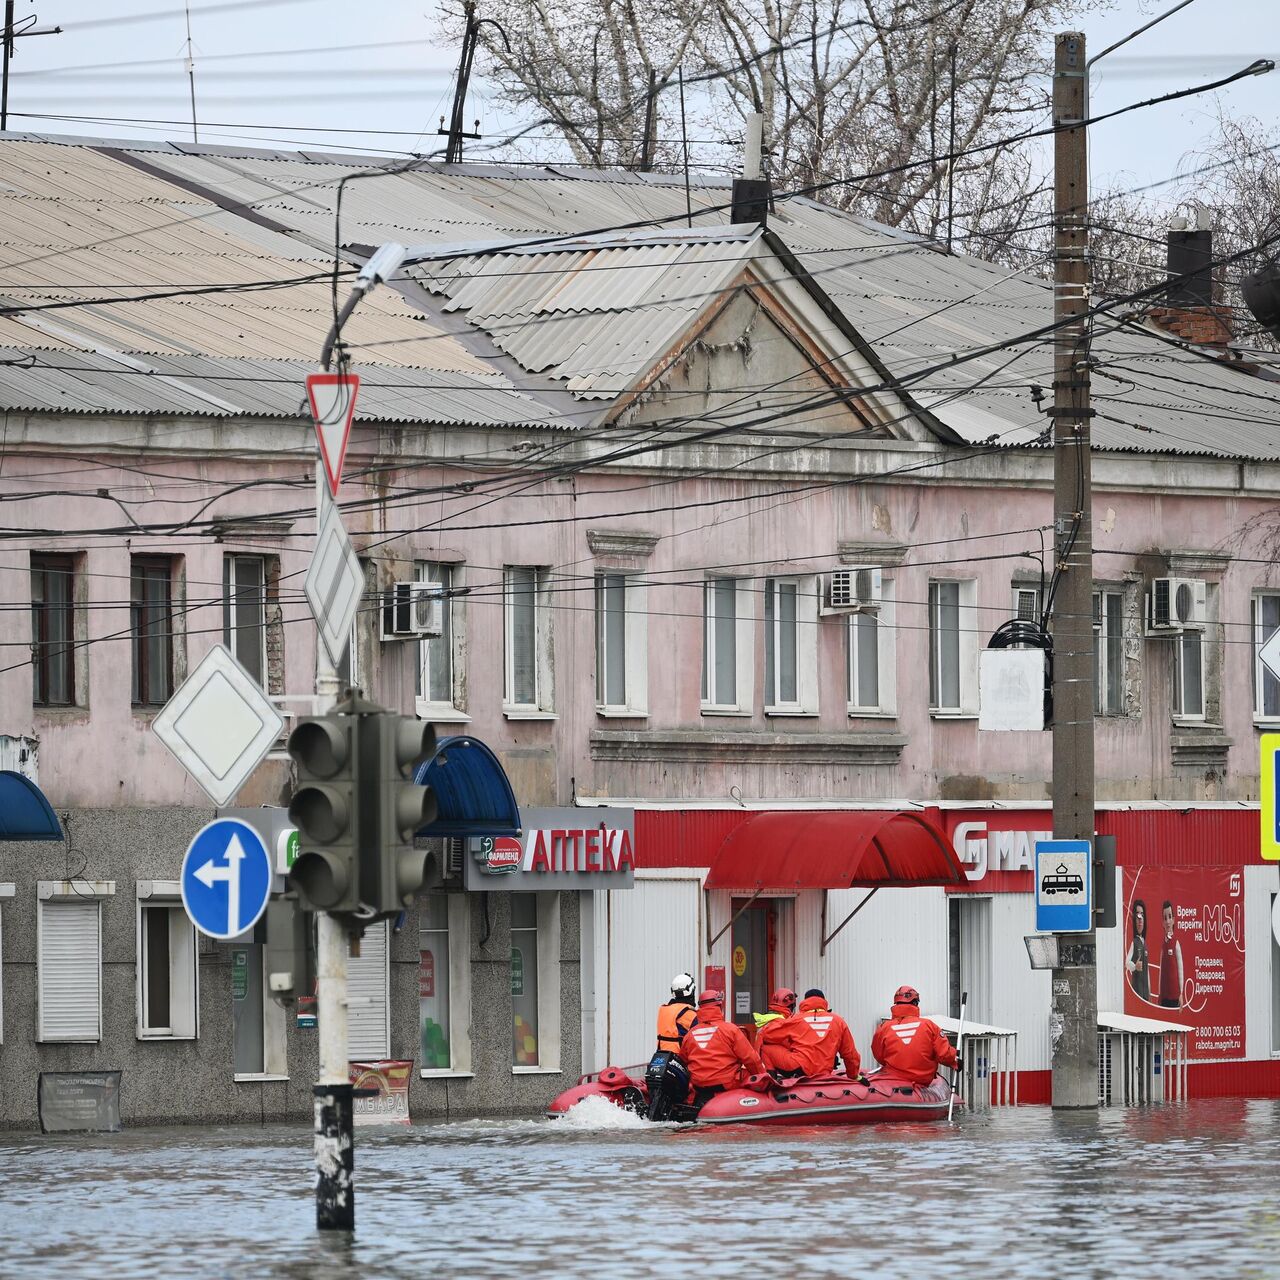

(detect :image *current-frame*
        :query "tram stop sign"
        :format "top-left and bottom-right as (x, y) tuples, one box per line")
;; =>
(1034, 839), (1092, 933)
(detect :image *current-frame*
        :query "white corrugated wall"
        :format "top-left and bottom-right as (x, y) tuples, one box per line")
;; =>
(604, 872), (703, 1070)
(989, 893), (1053, 1071)
(347, 920), (389, 1061)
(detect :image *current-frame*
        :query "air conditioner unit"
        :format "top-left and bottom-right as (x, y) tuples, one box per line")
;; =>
(1147, 577), (1207, 632)
(380, 581), (444, 640)
(821, 567), (882, 615)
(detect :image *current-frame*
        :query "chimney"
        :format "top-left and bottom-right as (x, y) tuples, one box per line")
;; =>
(1147, 213), (1233, 348)
(731, 112), (770, 226)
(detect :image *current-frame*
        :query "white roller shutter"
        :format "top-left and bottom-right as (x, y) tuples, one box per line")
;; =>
(39, 899), (101, 1042)
(347, 920), (389, 1060)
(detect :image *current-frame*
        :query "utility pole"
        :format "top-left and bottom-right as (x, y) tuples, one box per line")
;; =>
(439, 1), (490, 163)
(1, 2), (62, 132)
(638, 68), (658, 172)
(1049, 30), (1097, 1110)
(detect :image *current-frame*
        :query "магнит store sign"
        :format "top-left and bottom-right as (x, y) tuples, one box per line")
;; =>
(947, 816), (1048, 891)
(463, 806), (636, 892)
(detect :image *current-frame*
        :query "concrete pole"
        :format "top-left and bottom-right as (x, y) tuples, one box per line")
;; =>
(1050, 30), (1098, 1109)
(312, 464), (354, 1228)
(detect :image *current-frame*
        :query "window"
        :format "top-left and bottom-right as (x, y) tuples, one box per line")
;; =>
(847, 581), (897, 715)
(136, 886), (198, 1039)
(1174, 629), (1205, 720)
(1094, 589), (1125, 716)
(504, 566), (553, 715)
(417, 562), (463, 715)
(511, 896), (540, 1067)
(510, 893), (562, 1073)
(31, 553), (76, 706)
(131, 558), (174, 706)
(929, 580), (978, 714)
(223, 554), (267, 685)
(420, 894), (472, 1075)
(1013, 586), (1041, 624)
(347, 919), (390, 1061)
(702, 579), (753, 713)
(764, 576), (819, 714)
(1254, 595), (1280, 720)
(232, 943), (288, 1079)
(37, 882), (115, 1042)
(594, 573), (647, 715)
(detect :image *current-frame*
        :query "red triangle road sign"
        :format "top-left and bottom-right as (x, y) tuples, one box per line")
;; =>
(305, 372), (360, 495)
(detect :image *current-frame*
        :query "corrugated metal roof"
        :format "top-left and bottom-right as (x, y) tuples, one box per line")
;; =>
(409, 234), (757, 400)
(2, 134), (1279, 456)
(0, 346), (560, 426)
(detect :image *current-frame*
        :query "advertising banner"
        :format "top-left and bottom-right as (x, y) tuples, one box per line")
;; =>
(1122, 867), (1245, 1059)
(38, 1071), (122, 1133)
(350, 1060), (413, 1126)
(464, 806), (635, 892)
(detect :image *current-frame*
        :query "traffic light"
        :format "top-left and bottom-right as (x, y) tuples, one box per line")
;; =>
(363, 713), (438, 917)
(287, 713), (362, 914)
(264, 893), (316, 1005)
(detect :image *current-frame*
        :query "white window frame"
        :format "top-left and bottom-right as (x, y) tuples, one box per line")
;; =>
(0, 884), (12, 1043)
(503, 566), (555, 719)
(223, 553), (267, 685)
(1094, 588), (1125, 717)
(1254, 594), (1280, 723)
(347, 918), (391, 1062)
(594, 573), (648, 717)
(1173, 627), (1206, 723)
(701, 577), (754, 715)
(1012, 586), (1041, 624)
(417, 561), (468, 722)
(929, 579), (979, 716)
(764, 575), (819, 716)
(135, 882), (199, 1041)
(420, 894), (473, 1078)
(37, 880), (115, 1044)
(512, 892), (562, 1076)
(847, 579), (897, 717)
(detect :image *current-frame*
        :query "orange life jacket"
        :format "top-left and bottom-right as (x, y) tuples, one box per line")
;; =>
(656, 1000), (697, 1052)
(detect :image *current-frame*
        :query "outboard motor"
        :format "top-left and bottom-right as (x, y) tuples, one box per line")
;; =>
(644, 1051), (692, 1122)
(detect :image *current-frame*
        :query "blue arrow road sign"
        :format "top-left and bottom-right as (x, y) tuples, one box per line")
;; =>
(1035, 839), (1092, 933)
(181, 818), (272, 940)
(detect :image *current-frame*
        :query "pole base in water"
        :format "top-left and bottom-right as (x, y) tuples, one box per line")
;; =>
(314, 1081), (355, 1231)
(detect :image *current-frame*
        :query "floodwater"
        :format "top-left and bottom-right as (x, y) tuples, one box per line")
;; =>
(1, 1097), (1277, 1279)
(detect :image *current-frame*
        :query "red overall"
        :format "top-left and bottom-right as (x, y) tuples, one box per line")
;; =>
(870, 1002), (958, 1086)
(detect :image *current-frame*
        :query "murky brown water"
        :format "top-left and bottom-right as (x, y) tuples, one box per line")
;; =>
(1, 1099), (1275, 1278)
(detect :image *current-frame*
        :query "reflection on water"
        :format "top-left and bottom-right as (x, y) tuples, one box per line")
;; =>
(2, 1099), (1278, 1279)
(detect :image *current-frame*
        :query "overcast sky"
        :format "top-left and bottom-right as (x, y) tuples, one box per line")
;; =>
(2, 0), (1276, 205)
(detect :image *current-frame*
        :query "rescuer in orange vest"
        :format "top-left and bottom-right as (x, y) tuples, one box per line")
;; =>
(754, 988), (824, 1078)
(797, 988), (862, 1078)
(870, 985), (960, 1086)
(678, 990), (764, 1098)
(655, 972), (698, 1053)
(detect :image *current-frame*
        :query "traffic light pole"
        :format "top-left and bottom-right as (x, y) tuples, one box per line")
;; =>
(312, 464), (355, 1231)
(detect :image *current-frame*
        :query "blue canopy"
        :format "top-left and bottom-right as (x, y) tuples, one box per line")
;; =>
(413, 736), (520, 838)
(0, 771), (64, 841)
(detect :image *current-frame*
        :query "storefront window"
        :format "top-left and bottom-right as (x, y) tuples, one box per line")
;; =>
(511, 896), (540, 1066)
(419, 897), (451, 1071)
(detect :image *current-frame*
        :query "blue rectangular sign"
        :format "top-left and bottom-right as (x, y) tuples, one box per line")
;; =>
(1035, 839), (1092, 933)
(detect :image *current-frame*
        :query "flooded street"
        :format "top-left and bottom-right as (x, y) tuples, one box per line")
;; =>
(2, 1099), (1276, 1279)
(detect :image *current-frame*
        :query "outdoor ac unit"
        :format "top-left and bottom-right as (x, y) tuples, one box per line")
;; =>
(1147, 577), (1207, 632)
(821, 567), (882, 615)
(380, 581), (444, 640)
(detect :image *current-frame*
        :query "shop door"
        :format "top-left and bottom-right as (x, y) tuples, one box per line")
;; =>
(948, 896), (992, 1024)
(731, 899), (777, 1026)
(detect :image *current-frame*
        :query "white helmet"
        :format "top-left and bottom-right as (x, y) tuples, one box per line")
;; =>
(670, 972), (696, 1001)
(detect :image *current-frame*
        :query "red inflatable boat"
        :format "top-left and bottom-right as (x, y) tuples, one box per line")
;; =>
(547, 1064), (956, 1126)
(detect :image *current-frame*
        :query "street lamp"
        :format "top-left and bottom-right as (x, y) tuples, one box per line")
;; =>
(321, 240), (409, 371)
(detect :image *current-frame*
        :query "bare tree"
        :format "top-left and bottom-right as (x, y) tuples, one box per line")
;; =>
(452, 0), (1101, 238)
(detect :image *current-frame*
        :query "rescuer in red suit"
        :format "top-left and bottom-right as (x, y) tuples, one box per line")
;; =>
(870, 985), (960, 1086)
(754, 988), (824, 1078)
(798, 988), (863, 1078)
(678, 990), (764, 1098)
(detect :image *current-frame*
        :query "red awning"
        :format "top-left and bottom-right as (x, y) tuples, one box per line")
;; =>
(703, 810), (964, 891)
